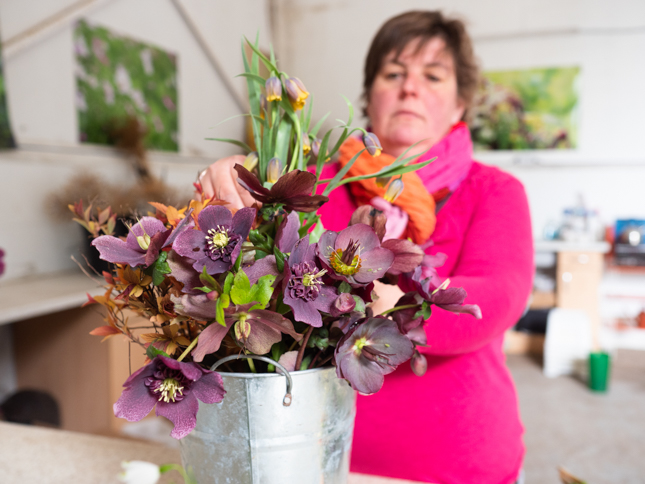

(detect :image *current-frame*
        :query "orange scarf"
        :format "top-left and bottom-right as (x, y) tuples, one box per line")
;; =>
(337, 137), (436, 244)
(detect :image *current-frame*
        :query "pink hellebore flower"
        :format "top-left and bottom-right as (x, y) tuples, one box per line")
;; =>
(113, 356), (225, 439)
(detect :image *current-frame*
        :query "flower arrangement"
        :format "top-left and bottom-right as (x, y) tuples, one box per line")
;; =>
(83, 38), (481, 440)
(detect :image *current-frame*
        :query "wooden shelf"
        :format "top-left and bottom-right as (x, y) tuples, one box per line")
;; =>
(0, 270), (104, 325)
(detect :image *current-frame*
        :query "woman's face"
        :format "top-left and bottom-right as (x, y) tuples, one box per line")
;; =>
(366, 37), (465, 157)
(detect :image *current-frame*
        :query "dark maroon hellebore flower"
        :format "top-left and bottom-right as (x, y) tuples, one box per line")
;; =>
(334, 317), (414, 394)
(234, 164), (328, 212)
(173, 205), (255, 275)
(113, 355), (225, 439)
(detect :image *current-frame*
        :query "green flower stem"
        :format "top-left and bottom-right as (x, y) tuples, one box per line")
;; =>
(247, 357), (257, 373)
(379, 304), (420, 317)
(177, 336), (199, 362)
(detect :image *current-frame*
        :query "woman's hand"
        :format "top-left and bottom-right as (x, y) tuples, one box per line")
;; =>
(198, 155), (257, 210)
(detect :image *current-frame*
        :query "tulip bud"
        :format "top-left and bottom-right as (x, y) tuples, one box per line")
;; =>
(311, 138), (321, 157)
(265, 76), (282, 102)
(284, 76), (309, 110)
(243, 151), (259, 172)
(266, 157), (283, 184)
(410, 350), (427, 377)
(362, 132), (383, 156)
(384, 178), (404, 203)
(302, 133), (311, 155)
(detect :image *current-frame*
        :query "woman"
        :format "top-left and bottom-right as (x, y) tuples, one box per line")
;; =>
(201, 11), (532, 484)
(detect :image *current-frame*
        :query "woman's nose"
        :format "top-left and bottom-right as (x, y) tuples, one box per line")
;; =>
(400, 73), (420, 97)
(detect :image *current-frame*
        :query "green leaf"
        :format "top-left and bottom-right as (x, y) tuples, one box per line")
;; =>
(230, 270), (252, 305)
(300, 354), (312, 371)
(309, 220), (325, 244)
(149, 251), (171, 286)
(199, 266), (222, 293)
(304, 93), (314, 131)
(315, 129), (333, 183)
(273, 246), (285, 273)
(216, 293), (230, 326)
(322, 148), (366, 196)
(298, 214), (319, 238)
(338, 282), (352, 294)
(235, 72), (266, 86)
(352, 295), (366, 313)
(223, 272), (234, 295)
(415, 301), (432, 320)
(146, 345), (170, 360)
(244, 36), (278, 73)
(310, 112), (330, 137)
(205, 137), (252, 153)
(230, 270), (276, 310)
(337, 157), (435, 188)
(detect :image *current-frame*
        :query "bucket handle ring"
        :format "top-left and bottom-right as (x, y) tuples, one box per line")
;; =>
(210, 355), (293, 407)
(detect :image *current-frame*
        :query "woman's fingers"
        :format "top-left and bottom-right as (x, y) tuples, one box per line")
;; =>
(199, 155), (247, 210)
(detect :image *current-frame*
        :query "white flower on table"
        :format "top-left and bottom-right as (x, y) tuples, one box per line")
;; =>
(118, 461), (161, 484)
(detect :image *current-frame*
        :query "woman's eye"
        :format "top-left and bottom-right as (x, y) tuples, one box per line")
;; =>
(385, 72), (402, 80)
(426, 74), (441, 82)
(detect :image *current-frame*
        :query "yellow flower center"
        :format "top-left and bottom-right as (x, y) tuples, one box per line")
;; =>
(302, 269), (326, 286)
(353, 337), (368, 353)
(329, 248), (362, 276)
(207, 227), (230, 249)
(154, 378), (184, 403)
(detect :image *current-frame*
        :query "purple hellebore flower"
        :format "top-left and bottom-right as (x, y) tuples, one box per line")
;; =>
(192, 303), (301, 361)
(92, 213), (193, 267)
(411, 267), (482, 319)
(317, 224), (394, 287)
(243, 211), (300, 285)
(113, 355), (225, 439)
(334, 318), (414, 394)
(166, 251), (203, 295)
(173, 206), (255, 275)
(330, 293), (356, 317)
(282, 236), (336, 327)
(381, 238), (425, 275)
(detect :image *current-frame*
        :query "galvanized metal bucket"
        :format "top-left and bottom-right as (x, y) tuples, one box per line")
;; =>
(179, 355), (357, 484)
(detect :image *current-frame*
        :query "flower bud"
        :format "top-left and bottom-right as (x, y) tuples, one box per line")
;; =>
(243, 151), (259, 172)
(259, 93), (268, 117)
(331, 293), (356, 317)
(242, 240), (256, 264)
(265, 76), (282, 102)
(375, 176), (391, 188)
(362, 132), (383, 156)
(302, 133), (311, 155)
(410, 350), (427, 377)
(384, 178), (404, 203)
(266, 157), (283, 184)
(311, 138), (321, 157)
(284, 76), (309, 110)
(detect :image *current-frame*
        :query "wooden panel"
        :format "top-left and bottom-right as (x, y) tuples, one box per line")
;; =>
(13, 306), (112, 434)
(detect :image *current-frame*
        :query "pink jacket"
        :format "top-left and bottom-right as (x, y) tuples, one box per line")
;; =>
(316, 130), (534, 483)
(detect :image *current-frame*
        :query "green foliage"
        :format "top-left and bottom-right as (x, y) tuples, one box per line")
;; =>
(74, 20), (178, 151)
(145, 251), (171, 286)
(229, 270), (276, 310)
(146, 345), (170, 360)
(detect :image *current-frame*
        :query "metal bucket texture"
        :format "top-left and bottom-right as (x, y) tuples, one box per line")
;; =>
(179, 364), (357, 484)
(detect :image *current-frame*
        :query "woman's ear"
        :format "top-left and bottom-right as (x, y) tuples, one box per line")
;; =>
(451, 98), (466, 125)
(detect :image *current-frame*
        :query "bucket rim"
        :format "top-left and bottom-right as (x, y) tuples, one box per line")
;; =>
(214, 365), (336, 379)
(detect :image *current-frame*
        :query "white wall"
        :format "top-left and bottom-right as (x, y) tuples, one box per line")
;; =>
(272, 0), (645, 235)
(0, 0), (273, 282)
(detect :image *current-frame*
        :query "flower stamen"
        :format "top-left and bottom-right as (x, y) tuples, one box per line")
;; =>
(330, 240), (362, 276)
(154, 378), (184, 403)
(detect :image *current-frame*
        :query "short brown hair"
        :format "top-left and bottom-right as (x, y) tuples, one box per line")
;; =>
(363, 11), (479, 119)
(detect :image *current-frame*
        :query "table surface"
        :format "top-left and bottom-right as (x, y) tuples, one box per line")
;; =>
(0, 421), (423, 484)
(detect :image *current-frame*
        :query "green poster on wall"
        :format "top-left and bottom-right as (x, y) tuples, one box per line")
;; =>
(74, 20), (178, 151)
(0, 32), (16, 149)
(470, 66), (579, 151)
